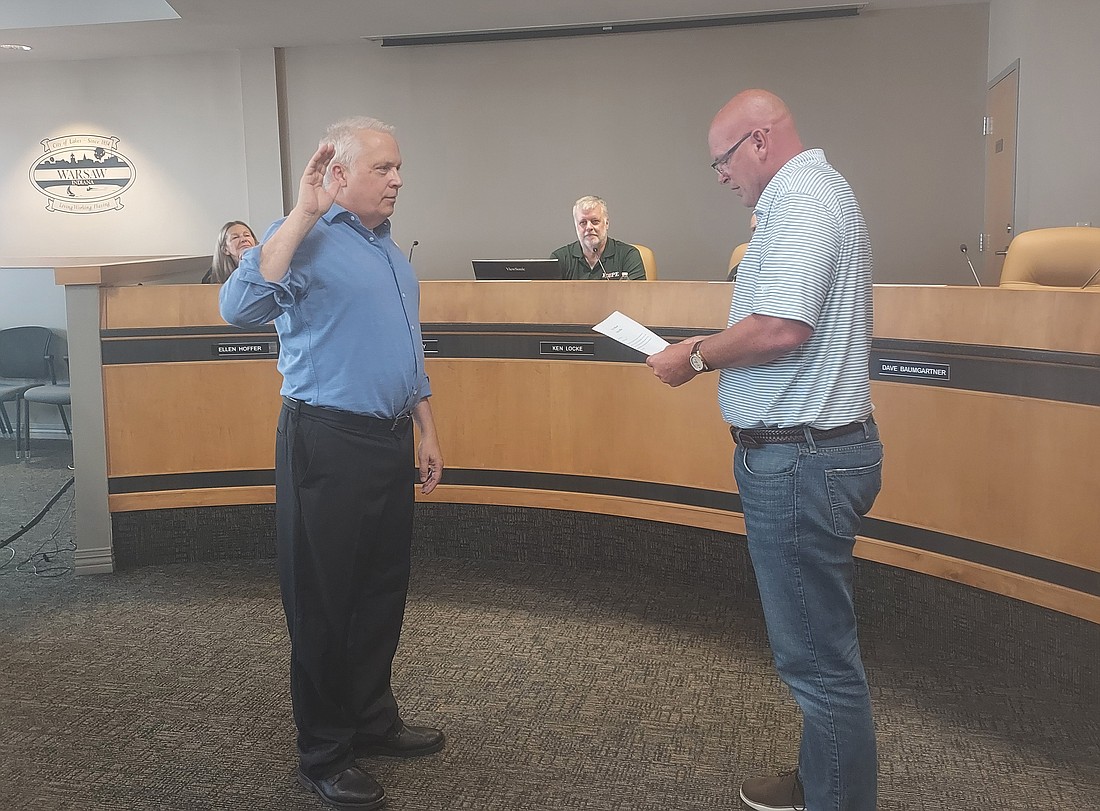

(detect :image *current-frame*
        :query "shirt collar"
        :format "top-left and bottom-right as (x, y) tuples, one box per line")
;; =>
(755, 148), (827, 216)
(322, 202), (391, 237)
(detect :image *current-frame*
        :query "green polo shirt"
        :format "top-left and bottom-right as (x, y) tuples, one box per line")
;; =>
(552, 237), (646, 280)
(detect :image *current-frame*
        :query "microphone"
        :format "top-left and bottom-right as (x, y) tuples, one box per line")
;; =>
(590, 243), (622, 280)
(407, 240), (419, 262)
(960, 244), (982, 286)
(1081, 267), (1100, 289)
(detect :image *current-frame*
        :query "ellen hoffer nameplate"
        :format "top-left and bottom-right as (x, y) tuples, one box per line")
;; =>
(213, 340), (278, 359)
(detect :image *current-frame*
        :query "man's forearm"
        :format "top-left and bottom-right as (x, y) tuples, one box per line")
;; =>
(411, 397), (437, 439)
(697, 313), (812, 370)
(258, 208), (321, 282)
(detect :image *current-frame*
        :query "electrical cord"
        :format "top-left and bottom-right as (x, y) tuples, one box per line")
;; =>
(1, 475), (74, 547)
(1, 476), (77, 578)
(14, 492), (76, 577)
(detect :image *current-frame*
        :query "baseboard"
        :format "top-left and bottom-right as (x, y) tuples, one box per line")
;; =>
(26, 426), (72, 441)
(74, 545), (115, 574)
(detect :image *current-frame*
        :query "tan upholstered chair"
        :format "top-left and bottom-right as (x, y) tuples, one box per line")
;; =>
(727, 243), (750, 281)
(631, 244), (658, 280)
(998, 227), (1100, 290)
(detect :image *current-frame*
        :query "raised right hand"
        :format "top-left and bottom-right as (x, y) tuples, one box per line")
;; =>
(253, 143), (338, 282)
(294, 143), (338, 220)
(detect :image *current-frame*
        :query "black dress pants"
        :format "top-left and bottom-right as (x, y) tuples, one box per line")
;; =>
(275, 401), (414, 779)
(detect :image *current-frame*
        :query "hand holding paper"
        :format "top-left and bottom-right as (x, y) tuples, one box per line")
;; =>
(592, 311), (669, 356)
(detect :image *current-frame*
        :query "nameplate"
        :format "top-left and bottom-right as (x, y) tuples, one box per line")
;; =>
(877, 359), (950, 381)
(423, 339), (439, 355)
(539, 341), (595, 357)
(213, 341), (278, 358)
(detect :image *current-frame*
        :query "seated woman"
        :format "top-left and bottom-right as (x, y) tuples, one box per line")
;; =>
(203, 221), (257, 284)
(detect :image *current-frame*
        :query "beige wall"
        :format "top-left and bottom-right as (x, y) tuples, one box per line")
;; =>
(0, 50), (281, 259)
(0, 269), (66, 331)
(281, 4), (989, 284)
(0, 4), (1003, 286)
(5, 3), (1098, 286)
(988, 0), (1100, 232)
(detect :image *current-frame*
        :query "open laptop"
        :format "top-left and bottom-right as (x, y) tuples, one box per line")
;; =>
(472, 258), (562, 281)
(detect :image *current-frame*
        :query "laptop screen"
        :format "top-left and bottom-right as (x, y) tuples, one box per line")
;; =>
(472, 258), (562, 281)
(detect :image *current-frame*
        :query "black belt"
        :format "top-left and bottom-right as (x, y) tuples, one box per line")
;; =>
(730, 418), (871, 448)
(282, 396), (412, 433)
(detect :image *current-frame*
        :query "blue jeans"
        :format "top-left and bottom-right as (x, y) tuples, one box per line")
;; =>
(734, 420), (883, 811)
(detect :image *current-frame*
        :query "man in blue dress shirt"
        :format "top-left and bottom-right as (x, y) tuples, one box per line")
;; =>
(220, 117), (444, 811)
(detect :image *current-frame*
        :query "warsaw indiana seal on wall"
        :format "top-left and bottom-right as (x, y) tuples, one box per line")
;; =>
(29, 135), (136, 214)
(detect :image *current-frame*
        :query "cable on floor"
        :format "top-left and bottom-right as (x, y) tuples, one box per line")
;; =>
(0, 475), (77, 577)
(1, 475), (74, 547)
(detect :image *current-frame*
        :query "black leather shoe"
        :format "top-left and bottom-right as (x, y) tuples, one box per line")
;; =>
(297, 765), (386, 809)
(356, 721), (445, 758)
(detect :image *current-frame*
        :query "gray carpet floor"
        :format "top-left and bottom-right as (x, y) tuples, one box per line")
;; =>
(1, 438), (1098, 810)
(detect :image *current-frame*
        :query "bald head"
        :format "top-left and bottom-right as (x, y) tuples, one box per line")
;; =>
(709, 89), (804, 207)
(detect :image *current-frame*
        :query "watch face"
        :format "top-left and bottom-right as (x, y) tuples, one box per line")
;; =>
(690, 353), (705, 372)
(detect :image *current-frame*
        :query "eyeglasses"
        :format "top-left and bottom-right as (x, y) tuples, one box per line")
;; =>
(710, 128), (769, 176)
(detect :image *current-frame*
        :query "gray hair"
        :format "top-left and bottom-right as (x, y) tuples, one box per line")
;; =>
(573, 195), (608, 220)
(322, 116), (396, 185)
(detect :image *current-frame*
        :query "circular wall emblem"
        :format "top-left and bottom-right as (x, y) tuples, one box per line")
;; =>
(29, 135), (136, 214)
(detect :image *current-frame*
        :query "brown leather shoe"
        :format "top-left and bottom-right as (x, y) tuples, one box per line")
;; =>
(297, 765), (386, 809)
(356, 720), (445, 758)
(739, 767), (805, 811)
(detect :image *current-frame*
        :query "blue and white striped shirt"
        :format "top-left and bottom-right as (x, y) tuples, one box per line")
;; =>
(717, 149), (873, 429)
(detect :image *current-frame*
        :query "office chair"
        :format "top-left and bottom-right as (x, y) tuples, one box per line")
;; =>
(631, 244), (658, 280)
(0, 397), (11, 438)
(998, 226), (1100, 289)
(728, 243), (750, 281)
(22, 353), (71, 460)
(0, 326), (56, 459)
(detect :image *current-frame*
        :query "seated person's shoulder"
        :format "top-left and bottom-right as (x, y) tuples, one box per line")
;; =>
(615, 239), (647, 280)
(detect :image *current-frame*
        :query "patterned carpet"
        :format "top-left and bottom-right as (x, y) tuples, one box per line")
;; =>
(1, 438), (1098, 810)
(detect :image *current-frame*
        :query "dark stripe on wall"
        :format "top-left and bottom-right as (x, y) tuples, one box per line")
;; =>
(102, 325), (277, 338)
(871, 339), (1100, 406)
(876, 338), (1100, 367)
(101, 323), (696, 339)
(102, 335), (280, 364)
(860, 516), (1100, 599)
(108, 466), (1099, 598)
(422, 323), (711, 340)
(109, 469), (274, 493)
(99, 324), (704, 365)
(443, 468), (740, 512)
(99, 326), (1099, 406)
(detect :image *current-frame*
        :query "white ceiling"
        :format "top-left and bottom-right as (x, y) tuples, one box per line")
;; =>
(0, 0), (979, 63)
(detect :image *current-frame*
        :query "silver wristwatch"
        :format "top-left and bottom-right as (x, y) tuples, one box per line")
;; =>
(689, 340), (710, 373)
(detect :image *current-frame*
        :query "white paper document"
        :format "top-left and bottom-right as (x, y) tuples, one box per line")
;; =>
(592, 311), (669, 356)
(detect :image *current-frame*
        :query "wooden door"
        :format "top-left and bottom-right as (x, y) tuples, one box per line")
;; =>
(983, 61), (1019, 282)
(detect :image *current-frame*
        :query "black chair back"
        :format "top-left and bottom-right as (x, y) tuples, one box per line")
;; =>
(0, 326), (55, 381)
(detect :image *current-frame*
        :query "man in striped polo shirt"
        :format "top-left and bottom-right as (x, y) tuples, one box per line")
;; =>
(649, 89), (883, 811)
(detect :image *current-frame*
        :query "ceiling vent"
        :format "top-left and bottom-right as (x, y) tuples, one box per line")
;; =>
(366, 5), (865, 47)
